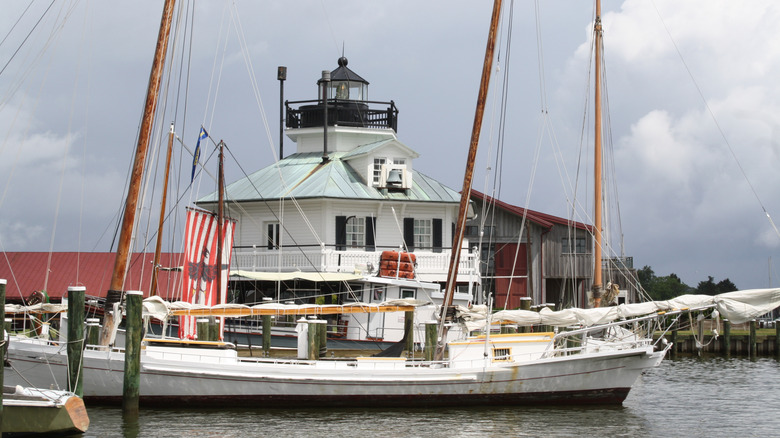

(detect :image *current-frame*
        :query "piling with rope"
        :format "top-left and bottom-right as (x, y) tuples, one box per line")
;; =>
(66, 286), (86, 397)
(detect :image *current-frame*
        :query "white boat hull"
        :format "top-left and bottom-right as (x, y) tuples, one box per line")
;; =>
(5, 335), (664, 407)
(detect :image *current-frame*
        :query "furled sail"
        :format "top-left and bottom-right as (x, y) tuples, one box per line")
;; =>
(179, 207), (236, 339)
(458, 288), (780, 331)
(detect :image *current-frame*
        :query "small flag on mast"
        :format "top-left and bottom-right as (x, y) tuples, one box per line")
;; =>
(191, 127), (208, 183)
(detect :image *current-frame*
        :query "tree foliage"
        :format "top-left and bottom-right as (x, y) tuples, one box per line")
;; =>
(636, 266), (738, 300)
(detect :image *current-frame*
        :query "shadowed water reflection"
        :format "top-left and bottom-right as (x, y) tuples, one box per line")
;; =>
(81, 357), (780, 437)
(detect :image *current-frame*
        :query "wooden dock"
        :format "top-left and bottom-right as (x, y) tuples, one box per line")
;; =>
(654, 320), (780, 358)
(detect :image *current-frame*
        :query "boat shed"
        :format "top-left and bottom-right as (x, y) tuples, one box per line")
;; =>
(0, 252), (182, 302)
(467, 190), (593, 309)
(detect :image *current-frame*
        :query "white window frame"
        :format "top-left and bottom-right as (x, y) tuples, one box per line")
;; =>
(414, 218), (432, 250)
(372, 158), (386, 186)
(346, 216), (365, 248)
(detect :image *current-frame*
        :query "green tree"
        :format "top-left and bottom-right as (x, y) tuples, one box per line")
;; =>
(637, 265), (655, 288)
(696, 276), (719, 296)
(716, 278), (738, 293)
(650, 273), (691, 300)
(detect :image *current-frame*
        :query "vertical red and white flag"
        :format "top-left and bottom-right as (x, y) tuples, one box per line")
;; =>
(179, 207), (235, 340)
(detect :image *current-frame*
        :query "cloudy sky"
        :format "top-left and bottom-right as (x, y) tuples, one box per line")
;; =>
(1, 0), (779, 290)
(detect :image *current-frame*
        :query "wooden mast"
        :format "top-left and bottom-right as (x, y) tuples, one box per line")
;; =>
(216, 141), (225, 306)
(99, 0), (177, 346)
(435, 0), (503, 359)
(592, 0), (604, 307)
(150, 123), (175, 297)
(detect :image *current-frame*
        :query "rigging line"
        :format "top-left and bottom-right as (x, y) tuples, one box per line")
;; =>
(477, 1), (511, 303)
(533, 0), (547, 111)
(229, 3), (275, 156)
(0, 1), (78, 292)
(221, 146), (339, 295)
(0, 0), (56, 78)
(318, 0), (342, 57)
(650, 0), (780, 241)
(226, 3), (323, 246)
(75, 2), (94, 286)
(0, 0), (35, 49)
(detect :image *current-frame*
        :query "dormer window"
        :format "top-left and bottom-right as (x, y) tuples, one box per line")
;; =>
(373, 158), (407, 188)
(373, 158), (386, 186)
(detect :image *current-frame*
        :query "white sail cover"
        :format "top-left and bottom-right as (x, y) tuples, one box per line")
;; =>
(459, 288), (780, 331)
(140, 297), (428, 322)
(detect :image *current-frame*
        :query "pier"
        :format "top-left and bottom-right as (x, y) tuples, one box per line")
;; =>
(654, 320), (780, 357)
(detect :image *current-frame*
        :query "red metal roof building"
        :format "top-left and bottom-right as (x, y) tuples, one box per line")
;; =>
(467, 190), (594, 309)
(0, 252), (183, 302)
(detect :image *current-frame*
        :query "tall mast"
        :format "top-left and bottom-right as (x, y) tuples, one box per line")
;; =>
(99, 0), (176, 346)
(592, 0), (604, 307)
(436, 0), (503, 359)
(216, 141), (225, 305)
(150, 123), (175, 297)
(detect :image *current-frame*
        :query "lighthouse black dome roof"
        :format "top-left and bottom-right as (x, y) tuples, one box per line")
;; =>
(328, 57), (368, 84)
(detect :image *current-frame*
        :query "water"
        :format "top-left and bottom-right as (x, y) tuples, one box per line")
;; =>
(81, 357), (780, 437)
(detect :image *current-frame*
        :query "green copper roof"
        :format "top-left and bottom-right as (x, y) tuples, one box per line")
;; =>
(198, 152), (459, 204)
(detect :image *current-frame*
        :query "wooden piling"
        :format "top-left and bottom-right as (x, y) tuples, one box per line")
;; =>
(775, 320), (780, 360)
(724, 320), (731, 357)
(66, 286), (86, 397)
(0, 279), (6, 432)
(316, 319), (327, 357)
(262, 315), (272, 356)
(307, 320), (319, 360)
(122, 291), (143, 415)
(697, 313), (704, 357)
(424, 321), (438, 361)
(519, 297), (532, 333)
(404, 310), (414, 355)
(196, 318), (211, 341)
(86, 318), (101, 346)
(749, 320), (757, 360)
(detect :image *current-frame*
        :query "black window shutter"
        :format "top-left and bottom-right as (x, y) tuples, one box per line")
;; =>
(433, 218), (443, 253)
(267, 224), (274, 250)
(336, 216), (347, 250)
(403, 217), (415, 252)
(452, 222), (456, 248)
(365, 216), (376, 252)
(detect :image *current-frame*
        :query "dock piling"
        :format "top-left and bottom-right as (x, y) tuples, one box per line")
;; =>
(122, 291), (143, 415)
(66, 286), (86, 397)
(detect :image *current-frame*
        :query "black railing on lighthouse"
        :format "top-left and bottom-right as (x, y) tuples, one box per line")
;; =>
(286, 99), (398, 131)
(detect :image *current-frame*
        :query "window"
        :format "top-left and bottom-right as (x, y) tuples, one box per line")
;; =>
(372, 158), (386, 186)
(562, 237), (587, 254)
(346, 217), (365, 247)
(266, 222), (280, 250)
(492, 347), (512, 362)
(414, 219), (432, 249)
(401, 289), (416, 299)
(392, 158), (405, 166)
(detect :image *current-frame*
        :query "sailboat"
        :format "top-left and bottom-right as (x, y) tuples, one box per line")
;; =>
(5, 0), (780, 408)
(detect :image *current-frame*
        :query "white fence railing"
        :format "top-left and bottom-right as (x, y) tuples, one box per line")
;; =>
(232, 247), (480, 282)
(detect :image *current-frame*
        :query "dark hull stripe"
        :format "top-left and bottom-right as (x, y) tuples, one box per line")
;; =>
(86, 387), (631, 408)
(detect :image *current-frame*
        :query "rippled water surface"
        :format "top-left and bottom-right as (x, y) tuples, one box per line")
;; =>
(81, 357), (780, 437)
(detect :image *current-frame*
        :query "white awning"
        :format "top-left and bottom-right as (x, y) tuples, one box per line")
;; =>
(230, 270), (363, 282)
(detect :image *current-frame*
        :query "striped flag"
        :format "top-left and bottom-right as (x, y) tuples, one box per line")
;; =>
(191, 127), (208, 183)
(179, 207), (236, 340)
